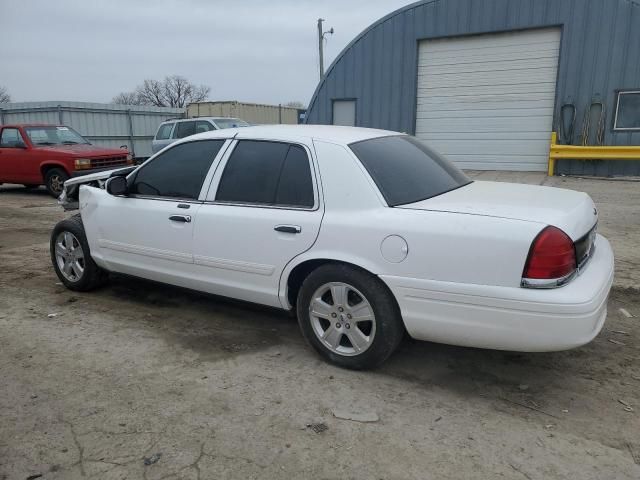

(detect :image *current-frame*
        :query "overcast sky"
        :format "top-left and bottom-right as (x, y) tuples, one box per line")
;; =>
(0, 0), (414, 106)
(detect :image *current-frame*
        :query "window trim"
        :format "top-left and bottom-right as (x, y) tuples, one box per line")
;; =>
(203, 138), (320, 211)
(613, 89), (640, 132)
(127, 138), (233, 203)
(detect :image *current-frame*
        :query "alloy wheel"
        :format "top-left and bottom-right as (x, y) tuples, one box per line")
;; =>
(54, 231), (85, 282)
(308, 282), (376, 356)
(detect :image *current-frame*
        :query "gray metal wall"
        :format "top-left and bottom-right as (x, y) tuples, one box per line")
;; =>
(305, 0), (640, 176)
(0, 101), (185, 159)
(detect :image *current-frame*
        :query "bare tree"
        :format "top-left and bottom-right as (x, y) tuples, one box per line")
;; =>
(284, 101), (305, 109)
(0, 85), (10, 103)
(112, 76), (210, 108)
(112, 91), (141, 105)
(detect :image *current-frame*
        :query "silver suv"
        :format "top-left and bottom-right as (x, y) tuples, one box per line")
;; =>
(152, 117), (249, 153)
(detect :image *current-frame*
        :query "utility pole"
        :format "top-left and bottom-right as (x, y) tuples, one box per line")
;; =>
(317, 18), (334, 80)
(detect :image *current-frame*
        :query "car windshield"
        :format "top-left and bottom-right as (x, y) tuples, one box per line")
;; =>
(349, 135), (471, 207)
(213, 118), (250, 129)
(25, 126), (90, 146)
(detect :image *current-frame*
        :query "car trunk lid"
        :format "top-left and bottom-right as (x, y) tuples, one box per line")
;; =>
(397, 181), (598, 240)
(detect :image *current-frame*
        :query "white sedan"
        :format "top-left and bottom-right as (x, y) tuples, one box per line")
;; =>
(51, 125), (614, 369)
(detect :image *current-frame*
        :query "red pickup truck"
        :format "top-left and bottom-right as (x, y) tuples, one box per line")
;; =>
(0, 124), (133, 197)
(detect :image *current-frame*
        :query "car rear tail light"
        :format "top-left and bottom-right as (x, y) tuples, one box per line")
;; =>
(522, 226), (576, 288)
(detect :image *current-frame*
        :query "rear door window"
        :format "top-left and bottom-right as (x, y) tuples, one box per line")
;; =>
(195, 121), (214, 134)
(130, 140), (224, 200)
(274, 145), (315, 207)
(155, 123), (174, 140)
(215, 140), (314, 208)
(174, 121), (196, 139)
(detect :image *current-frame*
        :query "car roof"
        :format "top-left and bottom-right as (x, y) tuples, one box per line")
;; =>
(162, 117), (244, 124)
(184, 124), (401, 145)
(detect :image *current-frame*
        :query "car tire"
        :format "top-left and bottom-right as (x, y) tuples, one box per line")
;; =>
(44, 168), (69, 197)
(50, 214), (108, 291)
(296, 264), (404, 370)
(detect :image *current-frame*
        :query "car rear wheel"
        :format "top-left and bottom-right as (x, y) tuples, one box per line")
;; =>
(44, 168), (69, 197)
(50, 214), (108, 291)
(296, 264), (404, 370)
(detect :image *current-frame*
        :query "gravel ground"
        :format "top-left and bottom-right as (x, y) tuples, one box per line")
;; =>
(1, 177), (639, 480)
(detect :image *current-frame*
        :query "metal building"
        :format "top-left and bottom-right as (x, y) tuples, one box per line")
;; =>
(305, 0), (640, 175)
(0, 101), (184, 160)
(188, 101), (305, 125)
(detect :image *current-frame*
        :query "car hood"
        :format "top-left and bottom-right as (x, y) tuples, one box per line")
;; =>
(37, 144), (128, 157)
(397, 181), (598, 240)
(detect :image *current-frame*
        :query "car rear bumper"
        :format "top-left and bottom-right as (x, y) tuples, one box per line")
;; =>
(380, 234), (614, 352)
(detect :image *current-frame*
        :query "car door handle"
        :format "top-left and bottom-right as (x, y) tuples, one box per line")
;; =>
(274, 225), (301, 234)
(169, 215), (191, 223)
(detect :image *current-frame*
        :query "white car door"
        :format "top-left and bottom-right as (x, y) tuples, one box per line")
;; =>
(82, 139), (230, 289)
(192, 139), (323, 307)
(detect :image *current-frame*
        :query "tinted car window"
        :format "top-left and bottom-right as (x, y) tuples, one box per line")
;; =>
(195, 121), (214, 134)
(275, 145), (314, 207)
(0, 128), (25, 148)
(156, 123), (174, 140)
(131, 140), (224, 199)
(175, 121), (196, 139)
(216, 141), (314, 207)
(350, 135), (471, 206)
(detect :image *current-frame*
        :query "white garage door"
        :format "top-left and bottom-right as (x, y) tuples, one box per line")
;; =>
(333, 99), (357, 126)
(416, 28), (561, 171)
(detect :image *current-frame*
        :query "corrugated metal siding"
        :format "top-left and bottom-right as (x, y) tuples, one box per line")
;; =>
(0, 101), (184, 158)
(187, 101), (300, 125)
(306, 0), (640, 176)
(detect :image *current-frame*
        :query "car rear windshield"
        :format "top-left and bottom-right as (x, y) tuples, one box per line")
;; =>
(349, 135), (471, 206)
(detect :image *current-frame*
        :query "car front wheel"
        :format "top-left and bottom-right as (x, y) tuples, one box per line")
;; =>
(50, 215), (108, 291)
(296, 264), (404, 370)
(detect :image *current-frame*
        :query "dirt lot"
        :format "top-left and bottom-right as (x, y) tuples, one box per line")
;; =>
(1, 177), (639, 480)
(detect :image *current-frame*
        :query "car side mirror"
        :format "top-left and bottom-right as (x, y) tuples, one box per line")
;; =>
(106, 176), (128, 196)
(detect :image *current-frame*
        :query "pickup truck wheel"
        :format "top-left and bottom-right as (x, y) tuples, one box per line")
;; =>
(296, 264), (404, 370)
(50, 215), (108, 291)
(45, 168), (69, 197)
